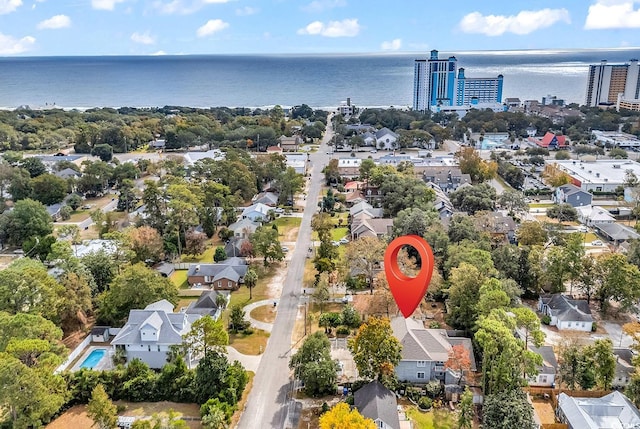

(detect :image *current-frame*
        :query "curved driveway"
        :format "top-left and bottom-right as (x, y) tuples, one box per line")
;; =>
(237, 118), (333, 429)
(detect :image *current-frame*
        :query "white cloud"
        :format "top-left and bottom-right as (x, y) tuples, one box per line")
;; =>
(0, 32), (35, 54)
(153, 0), (231, 15)
(0, 0), (22, 14)
(585, 0), (640, 29)
(37, 15), (71, 30)
(131, 31), (156, 45)
(151, 50), (167, 56)
(458, 8), (571, 36)
(236, 6), (257, 16)
(197, 19), (229, 37)
(297, 19), (360, 37)
(92, 0), (126, 11)
(302, 0), (346, 13)
(381, 38), (402, 51)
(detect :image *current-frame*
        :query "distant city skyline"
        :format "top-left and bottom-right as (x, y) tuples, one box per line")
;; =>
(0, 0), (638, 56)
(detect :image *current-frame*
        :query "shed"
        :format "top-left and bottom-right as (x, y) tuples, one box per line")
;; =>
(91, 326), (110, 343)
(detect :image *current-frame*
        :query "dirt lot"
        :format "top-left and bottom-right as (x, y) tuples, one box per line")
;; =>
(531, 398), (556, 424)
(47, 402), (202, 429)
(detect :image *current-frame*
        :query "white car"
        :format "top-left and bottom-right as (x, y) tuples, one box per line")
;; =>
(591, 240), (603, 246)
(339, 237), (349, 244)
(281, 246), (289, 253)
(578, 226), (588, 232)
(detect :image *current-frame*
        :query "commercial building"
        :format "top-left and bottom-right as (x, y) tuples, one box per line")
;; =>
(585, 59), (640, 108)
(413, 50), (504, 114)
(591, 130), (640, 148)
(546, 159), (640, 192)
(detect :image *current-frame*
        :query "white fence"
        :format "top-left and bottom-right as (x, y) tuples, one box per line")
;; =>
(55, 334), (92, 374)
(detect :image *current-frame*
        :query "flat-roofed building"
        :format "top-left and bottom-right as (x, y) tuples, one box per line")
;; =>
(546, 159), (640, 192)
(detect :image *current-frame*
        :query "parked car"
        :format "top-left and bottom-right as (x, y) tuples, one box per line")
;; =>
(331, 241), (340, 246)
(578, 225), (588, 232)
(339, 237), (349, 244)
(281, 246), (289, 253)
(591, 240), (603, 246)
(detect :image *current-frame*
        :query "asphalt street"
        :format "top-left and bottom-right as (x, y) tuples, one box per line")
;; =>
(237, 118), (333, 429)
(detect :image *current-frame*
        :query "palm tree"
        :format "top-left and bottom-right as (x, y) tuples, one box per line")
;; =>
(244, 267), (258, 300)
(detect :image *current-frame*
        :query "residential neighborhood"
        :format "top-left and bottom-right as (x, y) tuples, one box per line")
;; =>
(1, 100), (640, 429)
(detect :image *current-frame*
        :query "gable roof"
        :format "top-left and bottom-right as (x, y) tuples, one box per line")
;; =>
(375, 127), (399, 140)
(242, 203), (272, 217)
(559, 183), (589, 196)
(540, 294), (593, 323)
(229, 218), (259, 233)
(252, 191), (279, 206)
(185, 290), (224, 317)
(596, 222), (640, 241)
(558, 391), (640, 429)
(111, 300), (193, 346)
(55, 167), (81, 178)
(391, 317), (476, 370)
(529, 345), (558, 374)
(354, 380), (400, 429)
(536, 132), (567, 148)
(187, 259), (248, 282)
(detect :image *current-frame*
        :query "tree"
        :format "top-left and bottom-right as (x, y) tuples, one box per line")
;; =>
(31, 173), (68, 205)
(21, 157), (47, 178)
(546, 204), (578, 222)
(348, 317), (401, 386)
(194, 351), (247, 405)
(250, 226), (283, 266)
(244, 267), (258, 300)
(228, 304), (249, 333)
(87, 384), (118, 429)
(126, 226), (164, 264)
(183, 315), (229, 361)
(274, 167), (304, 205)
(610, 147), (628, 159)
(498, 189), (528, 214)
(97, 263), (178, 326)
(378, 173), (435, 216)
(586, 339), (616, 390)
(0, 198), (53, 246)
(8, 167), (33, 201)
(166, 184), (202, 255)
(456, 147), (497, 182)
(81, 250), (118, 293)
(345, 237), (386, 294)
(214, 246), (227, 262)
(457, 388), (474, 429)
(482, 389), (536, 429)
(185, 229), (207, 257)
(392, 207), (437, 238)
(516, 221), (548, 246)
(449, 183), (496, 215)
(312, 272), (331, 313)
(289, 332), (338, 396)
(319, 402), (375, 429)
(594, 253), (640, 315)
(58, 272), (93, 333)
(91, 143), (114, 162)
(444, 344), (472, 385)
(448, 215), (481, 243)
(446, 263), (484, 332)
(513, 307), (544, 350)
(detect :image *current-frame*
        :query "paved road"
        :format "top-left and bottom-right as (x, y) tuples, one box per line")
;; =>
(237, 117), (333, 429)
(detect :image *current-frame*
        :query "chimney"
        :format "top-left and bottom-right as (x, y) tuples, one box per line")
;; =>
(195, 264), (200, 272)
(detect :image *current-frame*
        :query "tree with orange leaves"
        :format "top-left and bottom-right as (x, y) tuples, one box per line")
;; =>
(444, 344), (472, 385)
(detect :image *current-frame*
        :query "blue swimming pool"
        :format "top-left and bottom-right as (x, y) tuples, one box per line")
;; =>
(80, 349), (106, 369)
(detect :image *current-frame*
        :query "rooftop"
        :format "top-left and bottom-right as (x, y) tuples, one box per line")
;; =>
(551, 160), (640, 185)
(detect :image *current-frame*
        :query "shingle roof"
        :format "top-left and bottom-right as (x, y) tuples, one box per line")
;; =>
(354, 380), (400, 429)
(187, 260), (248, 282)
(540, 294), (593, 323)
(111, 300), (192, 346)
(185, 291), (224, 317)
(529, 345), (558, 374)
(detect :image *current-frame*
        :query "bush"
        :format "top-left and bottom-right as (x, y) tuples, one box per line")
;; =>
(424, 381), (442, 398)
(591, 321), (597, 332)
(336, 326), (350, 335)
(321, 402), (330, 414)
(429, 321), (441, 329)
(542, 315), (551, 325)
(345, 395), (354, 406)
(418, 396), (433, 410)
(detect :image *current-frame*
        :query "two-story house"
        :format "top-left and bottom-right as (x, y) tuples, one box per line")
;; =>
(391, 317), (476, 384)
(554, 184), (592, 207)
(111, 300), (198, 369)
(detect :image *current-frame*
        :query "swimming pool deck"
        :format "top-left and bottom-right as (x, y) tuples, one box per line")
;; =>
(71, 345), (115, 372)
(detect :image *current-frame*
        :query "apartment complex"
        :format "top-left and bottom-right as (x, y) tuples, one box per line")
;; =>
(585, 59), (640, 109)
(413, 50), (504, 115)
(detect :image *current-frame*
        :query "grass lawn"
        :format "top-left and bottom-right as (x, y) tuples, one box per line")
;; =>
(250, 305), (277, 323)
(494, 175), (513, 191)
(529, 203), (555, 209)
(273, 216), (302, 239)
(170, 270), (189, 289)
(331, 227), (349, 241)
(406, 407), (456, 429)
(228, 263), (277, 308)
(66, 210), (91, 223)
(228, 329), (270, 355)
(175, 297), (197, 312)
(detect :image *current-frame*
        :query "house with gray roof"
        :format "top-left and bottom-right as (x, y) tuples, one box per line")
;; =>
(375, 128), (399, 150)
(391, 317), (476, 384)
(350, 217), (393, 240)
(252, 191), (279, 207)
(613, 348), (635, 389)
(556, 391), (640, 429)
(595, 222), (640, 244)
(55, 167), (82, 179)
(241, 203), (273, 222)
(184, 290), (226, 320)
(554, 183), (592, 207)
(111, 299), (198, 369)
(423, 166), (471, 193)
(349, 201), (383, 219)
(354, 380), (400, 429)
(228, 218), (259, 239)
(187, 257), (248, 290)
(538, 294), (593, 332)
(528, 345), (558, 387)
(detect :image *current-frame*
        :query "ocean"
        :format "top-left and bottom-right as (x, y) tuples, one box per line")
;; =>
(0, 48), (639, 110)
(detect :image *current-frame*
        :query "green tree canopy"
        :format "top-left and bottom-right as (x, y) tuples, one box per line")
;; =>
(0, 198), (53, 246)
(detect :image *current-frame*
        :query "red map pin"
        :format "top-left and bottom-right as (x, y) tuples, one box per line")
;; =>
(384, 235), (435, 318)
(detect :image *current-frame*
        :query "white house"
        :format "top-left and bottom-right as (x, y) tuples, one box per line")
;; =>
(111, 300), (199, 369)
(228, 218), (259, 239)
(538, 294), (593, 332)
(557, 391), (640, 429)
(576, 205), (616, 226)
(241, 203), (272, 222)
(375, 128), (399, 150)
(528, 345), (558, 387)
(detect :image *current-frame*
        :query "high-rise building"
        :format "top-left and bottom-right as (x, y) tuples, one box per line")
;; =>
(413, 50), (504, 114)
(585, 59), (640, 108)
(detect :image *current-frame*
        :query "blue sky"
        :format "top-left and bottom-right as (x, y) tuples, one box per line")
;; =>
(0, 0), (639, 56)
